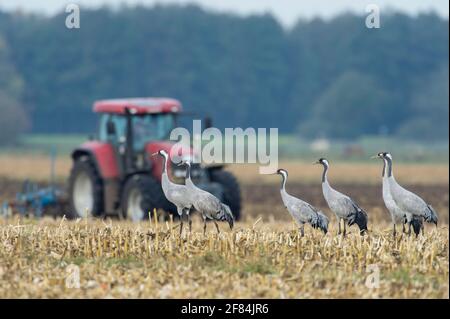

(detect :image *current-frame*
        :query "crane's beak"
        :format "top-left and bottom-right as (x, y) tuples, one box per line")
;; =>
(370, 155), (379, 159)
(151, 152), (158, 157)
(313, 161), (320, 165)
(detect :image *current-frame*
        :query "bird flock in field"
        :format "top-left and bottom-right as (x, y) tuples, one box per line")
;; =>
(154, 150), (234, 235)
(155, 149), (438, 238)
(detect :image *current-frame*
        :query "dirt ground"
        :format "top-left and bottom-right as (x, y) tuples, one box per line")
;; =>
(1, 177), (448, 225)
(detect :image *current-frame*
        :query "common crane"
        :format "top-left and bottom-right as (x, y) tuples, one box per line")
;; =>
(179, 161), (234, 234)
(376, 152), (437, 232)
(314, 158), (368, 236)
(372, 152), (423, 237)
(275, 169), (328, 236)
(153, 150), (193, 235)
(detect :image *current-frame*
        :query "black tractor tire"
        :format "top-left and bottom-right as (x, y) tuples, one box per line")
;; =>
(121, 174), (174, 221)
(68, 157), (104, 219)
(210, 170), (242, 220)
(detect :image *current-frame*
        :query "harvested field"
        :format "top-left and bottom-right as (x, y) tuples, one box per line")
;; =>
(0, 216), (448, 298)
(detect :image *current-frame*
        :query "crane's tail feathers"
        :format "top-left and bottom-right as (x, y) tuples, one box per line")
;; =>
(425, 205), (438, 225)
(410, 215), (423, 236)
(348, 208), (368, 234)
(217, 203), (234, 230)
(311, 211), (329, 234)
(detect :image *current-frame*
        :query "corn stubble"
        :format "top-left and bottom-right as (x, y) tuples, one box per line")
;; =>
(0, 215), (448, 298)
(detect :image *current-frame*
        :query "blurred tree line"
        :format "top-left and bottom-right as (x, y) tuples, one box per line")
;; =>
(0, 5), (448, 144)
(0, 30), (28, 145)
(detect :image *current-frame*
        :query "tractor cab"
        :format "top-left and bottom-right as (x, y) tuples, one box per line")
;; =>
(96, 98), (179, 151)
(92, 98), (183, 178)
(68, 98), (241, 222)
(98, 111), (176, 150)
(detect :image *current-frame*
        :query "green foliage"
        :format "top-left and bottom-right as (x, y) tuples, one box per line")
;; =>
(0, 6), (448, 141)
(0, 91), (29, 145)
(299, 71), (393, 138)
(289, 13), (448, 139)
(0, 34), (28, 145)
(397, 64), (449, 140)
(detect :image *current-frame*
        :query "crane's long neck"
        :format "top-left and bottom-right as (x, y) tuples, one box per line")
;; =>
(185, 164), (195, 188)
(280, 173), (287, 192)
(185, 164), (192, 181)
(160, 154), (171, 192)
(321, 164), (329, 183)
(161, 154), (170, 184)
(385, 157), (393, 178)
(279, 172), (289, 203)
(161, 154), (168, 175)
(382, 159), (386, 178)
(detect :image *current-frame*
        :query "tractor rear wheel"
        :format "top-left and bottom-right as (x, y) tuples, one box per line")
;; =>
(210, 170), (242, 220)
(121, 175), (169, 222)
(68, 157), (103, 219)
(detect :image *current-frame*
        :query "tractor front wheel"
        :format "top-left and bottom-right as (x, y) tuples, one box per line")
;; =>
(68, 157), (103, 219)
(121, 175), (167, 222)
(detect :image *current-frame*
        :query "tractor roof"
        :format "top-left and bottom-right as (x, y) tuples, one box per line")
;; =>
(93, 98), (182, 115)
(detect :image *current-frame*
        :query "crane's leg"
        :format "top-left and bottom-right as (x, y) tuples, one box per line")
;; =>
(337, 219), (342, 235)
(188, 214), (192, 233)
(343, 220), (346, 237)
(402, 222), (406, 234)
(183, 208), (192, 233)
(179, 217), (184, 236)
(203, 216), (207, 236)
(408, 223), (412, 236)
(177, 208), (184, 236)
(299, 223), (304, 237)
(214, 221), (221, 234)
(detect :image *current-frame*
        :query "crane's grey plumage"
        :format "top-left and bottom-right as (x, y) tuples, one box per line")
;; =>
(377, 152), (437, 230)
(372, 153), (423, 237)
(154, 150), (193, 235)
(276, 169), (328, 236)
(179, 161), (234, 234)
(315, 158), (368, 235)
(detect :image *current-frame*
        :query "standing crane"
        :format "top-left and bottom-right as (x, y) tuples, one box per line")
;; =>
(375, 152), (438, 232)
(179, 161), (234, 235)
(314, 158), (368, 236)
(275, 169), (329, 236)
(153, 150), (193, 235)
(372, 152), (423, 237)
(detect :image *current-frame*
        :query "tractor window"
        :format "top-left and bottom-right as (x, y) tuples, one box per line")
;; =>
(99, 113), (176, 150)
(133, 114), (176, 150)
(99, 114), (127, 143)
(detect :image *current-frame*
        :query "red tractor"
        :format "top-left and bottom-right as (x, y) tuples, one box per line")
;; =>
(68, 98), (241, 221)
